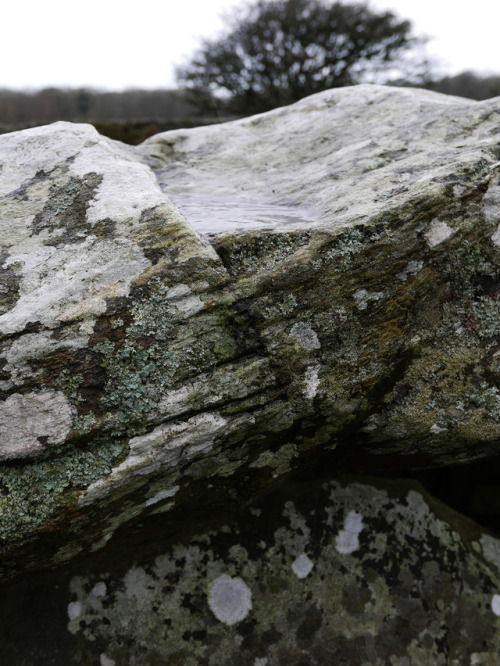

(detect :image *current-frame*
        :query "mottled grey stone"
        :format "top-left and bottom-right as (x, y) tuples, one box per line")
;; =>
(1, 85), (500, 591)
(1, 477), (500, 665)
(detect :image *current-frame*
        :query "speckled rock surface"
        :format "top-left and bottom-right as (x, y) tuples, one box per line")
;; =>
(2, 476), (500, 665)
(1, 85), (500, 584)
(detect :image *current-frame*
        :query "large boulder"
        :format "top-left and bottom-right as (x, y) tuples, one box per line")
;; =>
(1, 85), (500, 584)
(3, 476), (500, 665)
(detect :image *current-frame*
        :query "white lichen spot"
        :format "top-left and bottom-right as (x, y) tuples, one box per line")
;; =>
(165, 283), (192, 299)
(452, 184), (467, 198)
(254, 659), (269, 666)
(79, 318), (97, 335)
(289, 322), (320, 350)
(424, 219), (455, 248)
(492, 226), (500, 248)
(304, 365), (321, 399)
(292, 553), (314, 579)
(67, 601), (82, 621)
(479, 533), (500, 572)
(335, 510), (364, 554)
(483, 179), (500, 225)
(91, 582), (107, 598)
(353, 289), (368, 309)
(430, 423), (448, 435)
(100, 655), (116, 666)
(145, 485), (180, 507)
(0, 390), (74, 460)
(123, 566), (151, 602)
(208, 574), (252, 626)
(396, 260), (423, 282)
(353, 289), (383, 310)
(491, 594), (500, 616)
(171, 294), (205, 317)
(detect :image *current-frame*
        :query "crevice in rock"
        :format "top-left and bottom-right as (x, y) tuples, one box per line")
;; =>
(411, 454), (500, 536)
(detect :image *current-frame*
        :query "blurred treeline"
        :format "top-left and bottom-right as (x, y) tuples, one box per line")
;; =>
(422, 71), (500, 101)
(0, 87), (226, 144)
(1, 71), (500, 145)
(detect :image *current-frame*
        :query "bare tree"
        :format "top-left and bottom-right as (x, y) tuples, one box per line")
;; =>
(176, 0), (429, 113)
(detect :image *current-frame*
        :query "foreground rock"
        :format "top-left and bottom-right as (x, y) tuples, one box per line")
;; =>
(1, 85), (500, 584)
(2, 476), (500, 665)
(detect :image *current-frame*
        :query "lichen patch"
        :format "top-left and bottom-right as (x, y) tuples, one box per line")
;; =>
(353, 288), (384, 310)
(99, 654), (116, 666)
(335, 510), (364, 554)
(67, 601), (82, 623)
(396, 260), (423, 282)
(292, 553), (314, 579)
(208, 574), (252, 626)
(289, 322), (321, 350)
(424, 219), (455, 247)
(492, 226), (500, 248)
(491, 594), (500, 616)
(304, 365), (321, 399)
(483, 179), (500, 226)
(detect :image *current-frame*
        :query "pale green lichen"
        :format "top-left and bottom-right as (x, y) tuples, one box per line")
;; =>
(97, 338), (179, 436)
(322, 225), (383, 271)
(92, 279), (181, 435)
(0, 437), (126, 544)
(55, 368), (84, 404)
(32, 173), (109, 244)
(73, 411), (97, 433)
(215, 230), (312, 276)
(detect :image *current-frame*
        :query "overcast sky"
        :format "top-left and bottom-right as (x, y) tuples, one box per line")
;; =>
(2, 0), (499, 90)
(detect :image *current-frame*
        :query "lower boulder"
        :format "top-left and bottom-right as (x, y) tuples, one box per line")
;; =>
(2, 476), (500, 665)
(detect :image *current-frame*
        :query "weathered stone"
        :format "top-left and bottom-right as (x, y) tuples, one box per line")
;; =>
(2, 477), (500, 665)
(1, 85), (500, 585)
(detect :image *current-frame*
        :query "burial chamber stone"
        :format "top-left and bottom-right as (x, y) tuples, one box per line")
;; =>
(2, 84), (500, 661)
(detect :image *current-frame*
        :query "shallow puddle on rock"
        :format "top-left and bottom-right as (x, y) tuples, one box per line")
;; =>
(168, 193), (318, 236)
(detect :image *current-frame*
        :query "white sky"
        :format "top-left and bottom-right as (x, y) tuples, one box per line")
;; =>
(1, 0), (499, 90)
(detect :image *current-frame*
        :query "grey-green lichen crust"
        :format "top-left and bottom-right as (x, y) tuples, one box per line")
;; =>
(64, 477), (500, 665)
(0, 121), (230, 568)
(2, 86), (500, 579)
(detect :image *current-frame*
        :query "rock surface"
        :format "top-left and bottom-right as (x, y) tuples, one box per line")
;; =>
(61, 478), (500, 666)
(1, 83), (500, 600)
(2, 476), (500, 665)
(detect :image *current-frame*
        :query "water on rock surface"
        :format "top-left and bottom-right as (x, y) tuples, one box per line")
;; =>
(168, 193), (318, 235)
